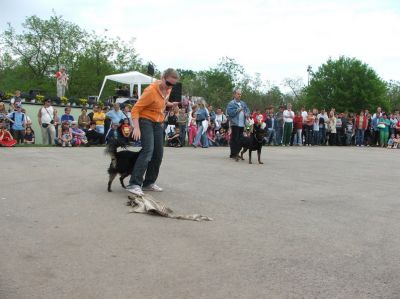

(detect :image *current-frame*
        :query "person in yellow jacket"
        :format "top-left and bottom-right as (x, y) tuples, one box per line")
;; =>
(126, 68), (180, 196)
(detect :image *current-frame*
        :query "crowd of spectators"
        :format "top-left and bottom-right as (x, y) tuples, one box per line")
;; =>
(1, 90), (400, 149)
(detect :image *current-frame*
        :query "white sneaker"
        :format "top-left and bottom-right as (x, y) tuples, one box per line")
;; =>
(142, 184), (163, 192)
(126, 185), (144, 196)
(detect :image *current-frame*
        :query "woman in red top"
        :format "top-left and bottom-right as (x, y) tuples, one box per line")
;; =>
(0, 119), (17, 147)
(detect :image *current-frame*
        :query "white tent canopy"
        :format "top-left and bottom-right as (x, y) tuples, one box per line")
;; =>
(98, 71), (156, 100)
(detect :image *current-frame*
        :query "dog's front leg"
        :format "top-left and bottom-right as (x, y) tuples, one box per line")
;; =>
(257, 149), (263, 164)
(248, 150), (252, 164)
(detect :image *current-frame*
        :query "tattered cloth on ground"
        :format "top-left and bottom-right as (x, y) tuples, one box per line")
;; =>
(127, 195), (213, 222)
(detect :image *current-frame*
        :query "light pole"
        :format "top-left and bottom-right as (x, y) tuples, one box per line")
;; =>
(307, 65), (312, 86)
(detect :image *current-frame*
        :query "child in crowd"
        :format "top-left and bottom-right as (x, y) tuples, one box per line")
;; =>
(167, 127), (182, 147)
(393, 134), (400, 149)
(24, 127), (35, 144)
(58, 121), (73, 147)
(387, 134), (395, 148)
(345, 118), (354, 146)
(188, 114), (198, 145)
(86, 121), (104, 145)
(120, 118), (132, 145)
(207, 123), (217, 146)
(216, 127), (228, 146)
(105, 123), (119, 144)
(71, 121), (88, 146)
(0, 119), (17, 147)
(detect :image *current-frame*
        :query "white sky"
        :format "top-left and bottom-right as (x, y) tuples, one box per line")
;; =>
(1, 0), (400, 89)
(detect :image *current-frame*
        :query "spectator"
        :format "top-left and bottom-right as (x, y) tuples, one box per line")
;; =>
(293, 111), (303, 146)
(165, 109), (178, 136)
(207, 123), (217, 146)
(355, 110), (368, 147)
(345, 118), (354, 146)
(216, 127), (228, 146)
(167, 126), (182, 147)
(387, 134), (395, 149)
(122, 104), (133, 127)
(87, 106), (95, 122)
(188, 111), (198, 145)
(378, 113), (391, 147)
(38, 98), (56, 145)
(304, 111), (314, 146)
(57, 121), (73, 147)
(335, 113), (343, 145)
(71, 121), (88, 146)
(317, 109), (328, 145)
(7, 104), (26, 144)
(106, 103), (125, 125)
(119, 118), (132, 144)
(328, 111), (337, 145)
(193, 100), (210, 148)
(214, 108), (228, 131)
(78, 108), (90, 130)
(21, 108), (32, 127)
(105, 123), (119, 144)
(266, 112), (277, 145)
(61, 107), (74, 124)
(275, 106), (284, 145)
(92, 105), (106, 134)
(10, 90), (23, 111)
(176, 108), (188, 145)
(208, 105), (216, 123)
(391, 133), (400, 149)
(0, 119), (17, 147)
(86, 121), (104, 145)
(312, 112), (320, 145)
(103, 106), (112, 135)
(24, 127), (35, 144)
(282, 103), (294, 146)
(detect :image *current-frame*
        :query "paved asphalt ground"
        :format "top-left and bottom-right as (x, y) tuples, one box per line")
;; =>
(1, 146), (399, 299)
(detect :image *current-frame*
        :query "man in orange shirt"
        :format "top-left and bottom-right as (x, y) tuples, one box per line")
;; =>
(126, 68), (180, 196)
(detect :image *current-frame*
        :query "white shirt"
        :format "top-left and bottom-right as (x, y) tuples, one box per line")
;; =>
(40, 106), (55, 124)
(283, 110), (294, 123)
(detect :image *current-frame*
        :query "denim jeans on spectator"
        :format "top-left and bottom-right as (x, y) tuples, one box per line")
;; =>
(179, 124), (187, 145)
(275, 126), (283, 145)
(129, 118), (164, 187)
(294, 129), (302, 145)
(305, 125), (313, 145)
(267, 128), (276, 145)
(356, 129), (365, 146)
(96, 125), (104, 134)
(319, 128), (326, 145)
(313, 130), (319, 145)
(193, 124), (208, 147)
(345, 132), (353, 145)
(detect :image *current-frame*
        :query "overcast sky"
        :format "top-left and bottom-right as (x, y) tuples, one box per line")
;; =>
(1, 0), (400, 89)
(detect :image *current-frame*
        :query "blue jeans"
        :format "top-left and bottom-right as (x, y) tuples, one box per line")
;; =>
(96, 125), (104, 134)
(275, 126), (283, 145)
(129, 118), (164, 187)
(193, 124), (208, 147)
(319, 127), (326, 145)
(294, 129), (302, 145)
(356, 129), (365, 146)
(267, 128), (276, 145)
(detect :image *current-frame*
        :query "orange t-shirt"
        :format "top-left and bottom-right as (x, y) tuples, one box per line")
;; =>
(131, 81), (171, 123)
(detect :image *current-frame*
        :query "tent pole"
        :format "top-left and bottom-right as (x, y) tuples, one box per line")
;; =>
(98, 78), (108, 101)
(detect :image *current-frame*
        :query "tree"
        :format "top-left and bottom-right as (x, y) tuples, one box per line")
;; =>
(305, 56), (388, 112)
(386, 80), (400, 111)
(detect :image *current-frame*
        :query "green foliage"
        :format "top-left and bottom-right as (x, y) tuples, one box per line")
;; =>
(386, 80), (400, 111)
(305, 56), (388, 112)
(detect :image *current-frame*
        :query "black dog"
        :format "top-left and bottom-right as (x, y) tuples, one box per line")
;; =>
(236, 124), (266, 164)
(105, 139), (141, 192)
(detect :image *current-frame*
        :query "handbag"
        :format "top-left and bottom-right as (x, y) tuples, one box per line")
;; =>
(41, 123), (49, 128)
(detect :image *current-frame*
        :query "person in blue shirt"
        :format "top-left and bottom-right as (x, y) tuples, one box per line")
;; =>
(60, 107), (74, 124)
(226, 89), (250, 158)
(106, 103), (125, 125)
(7, 103), (26, 144)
